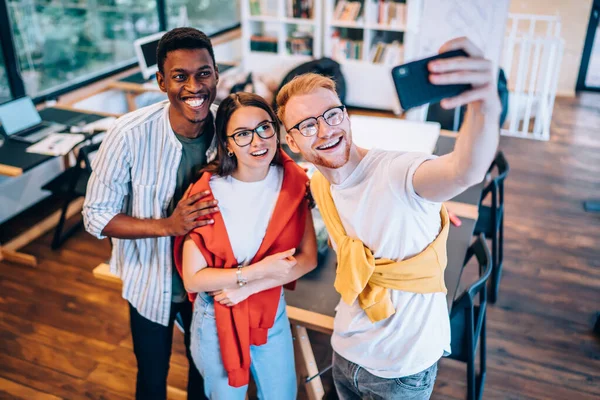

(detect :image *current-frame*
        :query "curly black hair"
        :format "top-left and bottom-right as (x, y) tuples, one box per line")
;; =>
(156, 27), (216, 73)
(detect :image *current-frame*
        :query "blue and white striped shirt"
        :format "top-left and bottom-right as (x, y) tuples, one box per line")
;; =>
(83, 100), (217, 326)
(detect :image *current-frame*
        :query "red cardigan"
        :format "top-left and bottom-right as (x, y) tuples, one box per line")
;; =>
(173, 151), (308, 387)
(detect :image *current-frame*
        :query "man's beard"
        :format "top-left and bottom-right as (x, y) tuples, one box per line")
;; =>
(308, 136), (351, 169)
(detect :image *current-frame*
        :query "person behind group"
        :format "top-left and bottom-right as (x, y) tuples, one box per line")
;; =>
(83, 27), (224, 399)
(173, 92), (318, 399)
(276, 37), (501, 399)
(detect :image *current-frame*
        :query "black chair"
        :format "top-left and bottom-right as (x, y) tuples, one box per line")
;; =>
(449, 234), (493, 400)
(42, 142), (100, 249)
(474, 151), (509, 304)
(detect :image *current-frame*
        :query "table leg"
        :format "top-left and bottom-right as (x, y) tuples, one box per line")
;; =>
(0, 197), (84, 266)
(125, 91), (138, 112)
(0, 246), (37, 266)
(293, 324), (325, 400)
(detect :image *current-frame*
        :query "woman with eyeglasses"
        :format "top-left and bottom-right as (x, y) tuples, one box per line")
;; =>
(173, 92), (318, 399)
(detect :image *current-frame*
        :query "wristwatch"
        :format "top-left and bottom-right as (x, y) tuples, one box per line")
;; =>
(236, 265), (247, 287)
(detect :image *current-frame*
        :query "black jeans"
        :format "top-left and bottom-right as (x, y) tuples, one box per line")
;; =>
(129, 301), (206, 400)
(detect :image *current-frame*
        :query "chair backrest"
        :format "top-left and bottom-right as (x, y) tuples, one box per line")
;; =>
(490, 151), (510, 182)
(453, 234), (493, 311)
(66, 141), (102, 196)
(77, 141), (102, 173)
(480, 151), (510, 203)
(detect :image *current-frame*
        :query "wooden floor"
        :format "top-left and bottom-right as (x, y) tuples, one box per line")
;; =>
(1, 93), (599, 400)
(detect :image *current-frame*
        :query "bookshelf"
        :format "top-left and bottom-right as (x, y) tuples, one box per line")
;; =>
(324, 0), (423, 113)
(241, 0), (323, 81)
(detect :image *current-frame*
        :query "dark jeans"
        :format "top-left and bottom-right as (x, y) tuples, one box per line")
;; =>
(129, 301), (206, 400)
(332, 352), (438, 400)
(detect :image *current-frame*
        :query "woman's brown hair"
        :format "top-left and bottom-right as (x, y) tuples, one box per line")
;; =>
(202, 92), (283, 177)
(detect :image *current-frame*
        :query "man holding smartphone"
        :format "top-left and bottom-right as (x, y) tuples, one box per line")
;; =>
(277, 37), (500, 399)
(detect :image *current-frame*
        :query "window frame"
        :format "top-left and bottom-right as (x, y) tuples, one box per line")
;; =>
(576, 0), (600, 92)
(0, 0), (240, 103)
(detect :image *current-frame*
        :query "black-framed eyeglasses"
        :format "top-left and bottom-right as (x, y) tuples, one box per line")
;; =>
(289, 105), (346, 137)
(227, 121), (276, 147)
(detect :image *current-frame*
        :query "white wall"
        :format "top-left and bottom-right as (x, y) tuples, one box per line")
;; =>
(509, 0), (594, 97)
(214, 38), (242, 63)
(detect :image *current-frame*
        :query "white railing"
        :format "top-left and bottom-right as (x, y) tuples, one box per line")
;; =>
(501, 13), (564, 141)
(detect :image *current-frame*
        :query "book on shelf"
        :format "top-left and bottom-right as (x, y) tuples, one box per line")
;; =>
(369, 40), (403, 65)
(287, 0), (313, 19)
(375, 0), (406, 27)
(333, 1), (362, 22)
(250, 35), (279, 53)
(249, 0), (261, 16)
(249, 0), (279, 17)
(287, 30), (313, 55)
(331, 32), (363, 61)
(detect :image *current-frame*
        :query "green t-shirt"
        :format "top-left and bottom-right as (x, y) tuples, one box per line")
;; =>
(169, 123), (213, 303)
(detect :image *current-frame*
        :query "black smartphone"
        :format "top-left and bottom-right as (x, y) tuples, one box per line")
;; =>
(391, 49), (471, 110)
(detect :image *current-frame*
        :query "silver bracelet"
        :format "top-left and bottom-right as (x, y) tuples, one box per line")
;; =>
(236, 265), (247, 287)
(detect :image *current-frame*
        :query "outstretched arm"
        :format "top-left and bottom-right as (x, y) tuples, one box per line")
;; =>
(413, 37), (501, 202)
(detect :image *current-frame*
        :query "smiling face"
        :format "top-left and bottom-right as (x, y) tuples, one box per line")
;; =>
(283, 87), (352, 169)
(226, 106), (279, 178)
(157, 48), (218, 136)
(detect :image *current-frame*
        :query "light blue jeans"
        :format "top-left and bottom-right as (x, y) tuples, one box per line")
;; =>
(190, 289), (297, 400)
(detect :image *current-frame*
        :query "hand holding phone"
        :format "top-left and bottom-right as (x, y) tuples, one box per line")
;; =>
(392, 37), (499, 112)
(392, 49), (471, 110)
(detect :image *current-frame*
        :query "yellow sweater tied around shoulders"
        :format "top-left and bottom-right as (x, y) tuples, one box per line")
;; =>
(310, 171), (450, 323)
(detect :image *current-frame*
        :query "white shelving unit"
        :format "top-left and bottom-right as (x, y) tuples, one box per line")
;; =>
(323, 0), (423, 113)
(241, 0), (323, 82)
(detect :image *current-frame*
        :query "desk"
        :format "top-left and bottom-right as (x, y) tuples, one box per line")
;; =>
(0, 106), (110, 266)
(0, 106), (109, 177)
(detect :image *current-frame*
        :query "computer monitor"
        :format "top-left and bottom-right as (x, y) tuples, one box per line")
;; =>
(0, 97), (42, 136)
(134, 31), (165, 80)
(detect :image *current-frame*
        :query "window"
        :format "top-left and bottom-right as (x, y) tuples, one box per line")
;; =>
(166, 0), (240, 36)
(0, 50), (11, 103)
(1, 0), (240, 100)
(7, 0), (160, 97)
(584, 11), (600, 87)
(577, 2), (600, 91)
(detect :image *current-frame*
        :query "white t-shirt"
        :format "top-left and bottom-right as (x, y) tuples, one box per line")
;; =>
(209, 165), (283, 265)
(329, 148), (451, 379)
